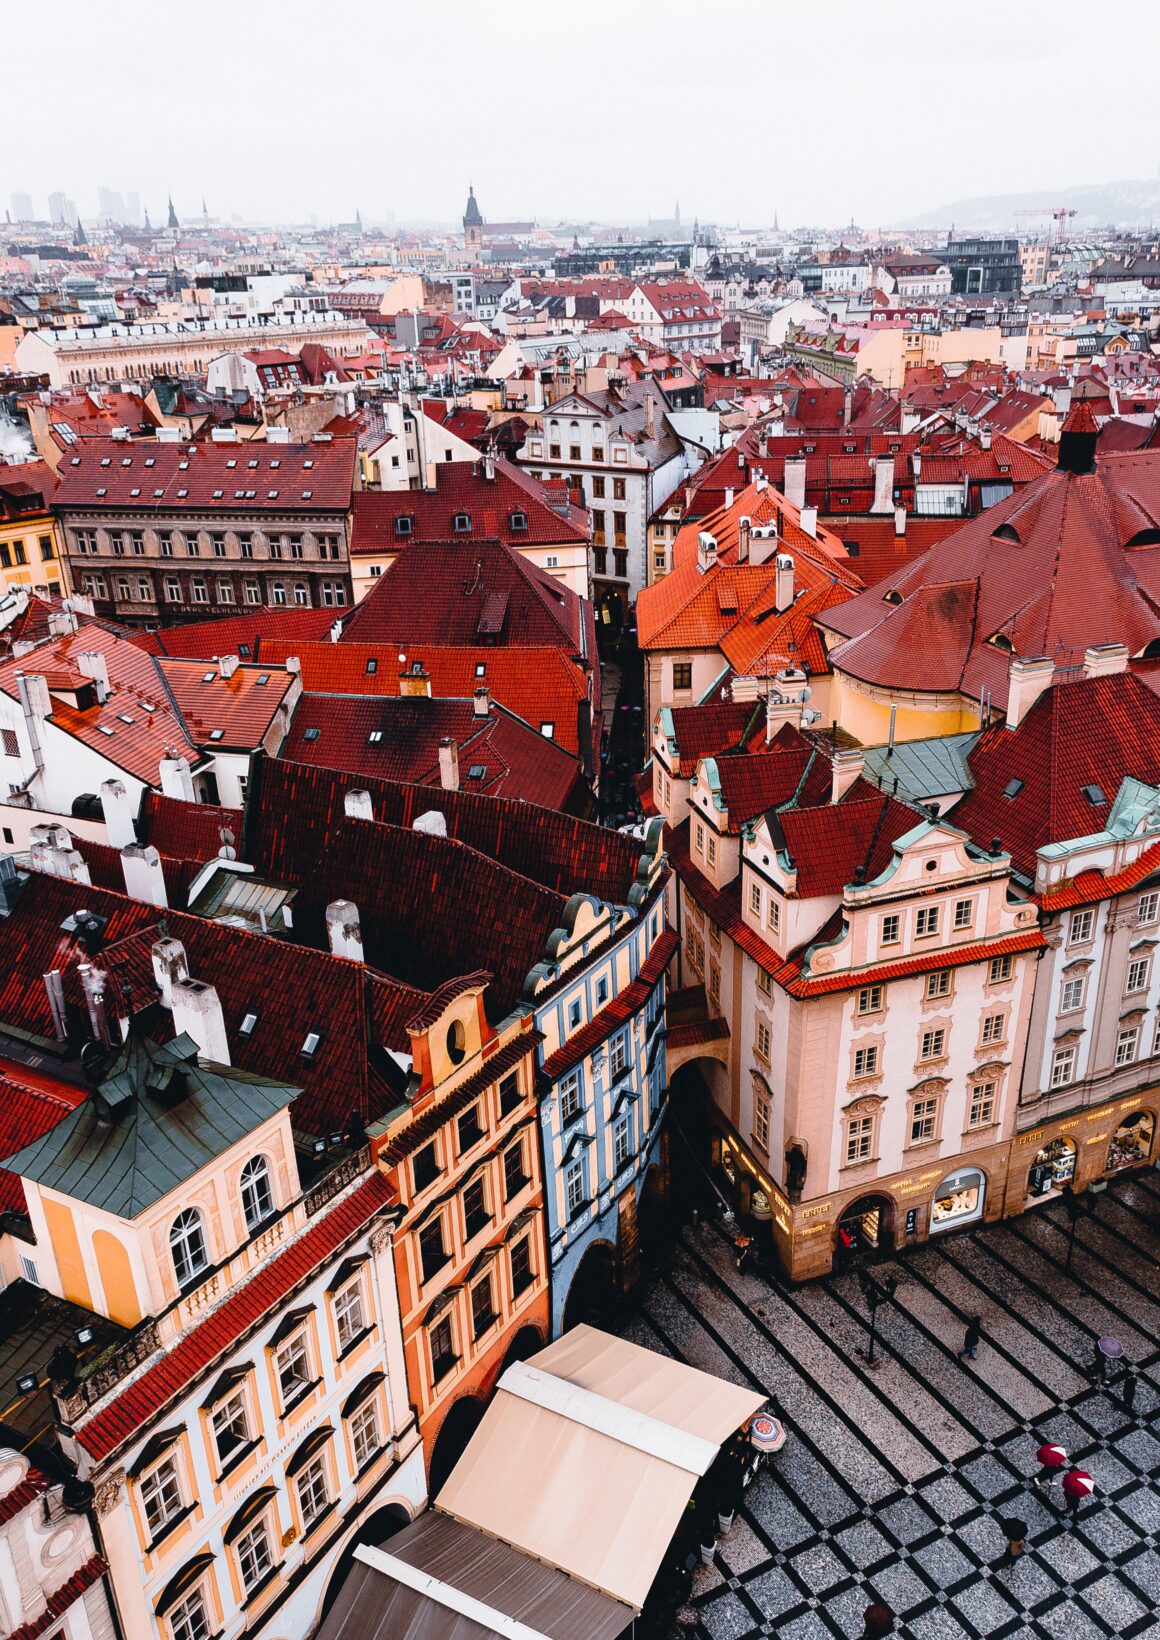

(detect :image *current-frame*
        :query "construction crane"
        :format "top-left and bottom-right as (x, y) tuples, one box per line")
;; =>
(1053, 206), (1077, 244)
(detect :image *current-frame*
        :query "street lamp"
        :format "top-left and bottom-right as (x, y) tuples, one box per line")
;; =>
(857, 1269), (898, 1366)
(1060, 1182), (1087, 1273)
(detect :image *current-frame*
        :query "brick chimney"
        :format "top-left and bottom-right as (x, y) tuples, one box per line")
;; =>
(774, 553), (795, 612)
(1005, 655), (1055, 729)
(172, 978), (231, 1065)
(473, 686), (490, 717)
(799, 506), (818, 539)
(697, 532), (718, 573)
(159, 752), (196, 802)
(871, 456), (895, 514)
(76, 651), (111, 704)
(217, 654), (239, 679)
(439, 737), (460, 791)
(29, 824), (90, 884)
(399, 663), (432, 697)
(326, 898), (364, 962)
(894, 505), (907, 538)
(737, 516), (751, 563)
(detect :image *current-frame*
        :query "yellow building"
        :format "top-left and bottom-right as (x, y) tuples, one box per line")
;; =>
(0, 462), (68, 598)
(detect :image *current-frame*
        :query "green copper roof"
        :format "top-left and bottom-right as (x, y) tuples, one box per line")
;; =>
(3, 1033), (299, 1219)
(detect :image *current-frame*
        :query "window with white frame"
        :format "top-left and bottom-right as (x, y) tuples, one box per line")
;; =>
(210, 1386), (251, 1466)
(857, 985), (884, 1016)
(334, 1280), (366, 1353)
(610, 1032), (629, 1078)
(349, 1398), (380, 1471)
(925, 971), (951, 1000)
(981, 1012), (1005, 1046)
(140, 1455), (184, 1538)
(920, 1027), (946, 1060)
(853, 1044), (879, 1079)
(1126, 956), (1150, 995)
(168, 1586), (211, 1640)
(881, 913), (901, 945)
(240, 1156), (273, 1231)
(953, 898), (974, 930)
(768, 896), (781, 934)
(845, 1114), (874, 1166)
(560, 1069), (582, 1124)
(1050, 1044), (1076, 1087)
(1115, 1024), (1140, 1067)
(294, 1454), (330, 1530)
(274, 1329), (312, 1405)
(910, 1097), (938, 1144)
(989, 954), (1013, 983)
(750, 880), (762, 917)
(169, 1209), (208, 1287)
(755, 1019), (771, 1062)
(1137, 891), (1159, 926)
(916, 906), (940, 938)
(968, 1081), (996, 1129)
(1069, 908), (1094, 945)
(756, 967), (773, 997)
(565, 1158), (586, 1219)
(1060, 975), (1086, 1012)
(754, 1091), (770, 1151)
(613, 1114), (632, 1172)
(234, 1516), (274, 1596)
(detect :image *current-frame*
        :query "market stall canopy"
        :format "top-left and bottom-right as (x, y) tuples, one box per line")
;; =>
(435, 1324), (765, 1611)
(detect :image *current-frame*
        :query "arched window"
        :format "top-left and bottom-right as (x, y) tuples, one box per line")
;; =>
(240, 1157), (274, 1231)
(170, 1209), (208, 1287)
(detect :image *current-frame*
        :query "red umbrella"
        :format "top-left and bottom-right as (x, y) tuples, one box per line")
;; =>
(1062, 1469), (1095, 1504)
(1036, 1442), (1067, 1470)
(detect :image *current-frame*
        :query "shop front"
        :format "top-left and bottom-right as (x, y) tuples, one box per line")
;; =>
(1026, 1135), (1077, 1201)
(1106, 1109), (1155, 1173)
(1009, 1087), (1159, 1211)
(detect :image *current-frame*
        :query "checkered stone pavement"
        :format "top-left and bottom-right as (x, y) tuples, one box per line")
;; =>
(620, 1168), (1160, 1639)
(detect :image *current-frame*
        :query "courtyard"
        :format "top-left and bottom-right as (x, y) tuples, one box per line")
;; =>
(621, 1168), (1160, 1639)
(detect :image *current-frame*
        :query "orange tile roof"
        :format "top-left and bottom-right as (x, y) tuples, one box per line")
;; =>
(156, 658), (296, 750)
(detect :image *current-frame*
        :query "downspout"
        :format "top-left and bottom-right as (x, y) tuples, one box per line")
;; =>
(11, 673), (47, 799)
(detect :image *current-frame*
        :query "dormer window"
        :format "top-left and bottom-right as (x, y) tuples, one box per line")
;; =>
(509, 510), (527, 532)
(453, 513), (472, 533)
(395, 516), (413, 536)
(170, 1208), (209, 1287)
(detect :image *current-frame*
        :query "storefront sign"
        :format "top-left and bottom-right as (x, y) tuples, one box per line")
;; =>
(801, 1203), (830, 1219)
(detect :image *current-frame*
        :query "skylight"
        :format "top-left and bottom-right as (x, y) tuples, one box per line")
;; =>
(468, 763), (487, 779)
(303, 726), (321, 741)
(256, 673), (270, 685)
(209, 729), (224, 741)
(239, 1011), (258, 1035)
(1082, 783), (1106, 806)
(1003, 778), (1024, 799)
(368, 730), (383, 743)
(201, 670), (215, 682)
(117, 713), (135, 725)
(301, 1030), (321, 1056)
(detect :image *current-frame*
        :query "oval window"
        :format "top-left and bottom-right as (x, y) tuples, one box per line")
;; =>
(447, 1019), (466, 1064)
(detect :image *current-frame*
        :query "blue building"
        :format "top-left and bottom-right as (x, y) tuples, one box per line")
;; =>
(521, 819), (677, 1335)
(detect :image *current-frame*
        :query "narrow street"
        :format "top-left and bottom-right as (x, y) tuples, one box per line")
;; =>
(621, 1169), (1160, 1640)
(597, 629), (647, 828)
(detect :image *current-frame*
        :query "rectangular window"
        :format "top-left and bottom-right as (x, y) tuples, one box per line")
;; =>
(334, 1282), (366, 1353)
(419, 1218), (449, 1281)
(1137, 891), (1159, 926)
(846, 1115), (874, 1166)
(881, 913), (901, 946)
(560, 1069), (582, 1124)
(510, 1235), (533, 1296)
(1126, 957), (1150, 995)
(1060, 975), (1086, 1012)
(915, 906), (940, 938)
(462, 1177), (490, 1239)
(981, 1012), (1005, 1046)
(565, 1159), (585, 1219)
(706, 834), (717, 866)
(412, 1140), (439, 1192)
(1, 728), (18, 757)
(275, 1332), (312, 1405)
(592, 477), (605, 497)
(768, 896), (781, 935)
(169, 1588), (211, 1640)
(756, 967), (773, 997)
(1115, 1025), (1139, 1067)
(430, 1316), (456, 1382)
(613, 1114), (632, 1172)
(755, 1019), (771, 1062)
(613, 513), (627, 547)
(1069, 908), (1094, 945)
(349, 1399), (380, 1471)
(210, 1387), (250, 1465)
(503, 1139), (527, 1199)
(295, 1455), (330, 1531)
(613, 478), (626, 500)
(750, 880), (762, 917)
(968, 1082), (996, 1129)
(694, 821), (705, 855)
(39, 534), (55, 561)
(610, 1032), (629, 1077)
(925, 970), (951, 1001)
(989, 954), (1013, 984)
(499, 1070), (521, 1117)
(857, 985), (884, 1015)
(753, 1092), (770, 1151)
(471, 1273), (496, 1339)
(1050, 1045), (1076, 1088)
(954, 898), (973, 930)
(853, 1044), (879, 1079)
(140, 1457), (183, 1537)
(672, 662), (692, 691)
(235, 1517), (274, 1596)
(920, 1027), (946, 1061)
(910, 1097), (938, 1145)
(457, 1104), (484, 1153)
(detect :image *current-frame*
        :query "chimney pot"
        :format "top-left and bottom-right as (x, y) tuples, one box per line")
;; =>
(217, 654), (239, 679)
(326, 898), (364, 962)
(344, 788), (374, 821)
(171, 978), (231, 1065)
(1005, 654), (1055, 729)
(438, 736), (460, 791)
(473, 686), (490, 717)
(831, 745), (865, 804)
(1081, 642), (1129, 680)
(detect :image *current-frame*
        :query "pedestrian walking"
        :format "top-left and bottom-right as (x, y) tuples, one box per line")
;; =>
(1034, 1441), (1068, 1487)
(1061, 1469), (1095, 1517)
(957, 1315), (982, 1360)
(1122, 1366), (1138, 1418)
(734, 1233), (752, 1273)
(861, 1601), (896, 1639)
(997, 1515), (1028, 1565)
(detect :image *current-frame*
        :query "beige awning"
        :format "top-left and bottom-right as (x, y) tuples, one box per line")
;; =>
(435, 1325), (765, 1612)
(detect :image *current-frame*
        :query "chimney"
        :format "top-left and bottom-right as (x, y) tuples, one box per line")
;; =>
(413, 809), (448, 837)
(326, 898), (364, 962)
(774, 553), (795, 612)
(737, 516), (751, 562)
(482, 446), (496, 481)
(724, 486), (734, 510)
(765, 668), (809, 741)
(979, 426), (992, 450)
(438, 737), (460, 791)
(151, 937), (189, 1007)
(172, 978), (231, 1066)
(47, 607), (78, 638)
(399, 663), (432, 697)
(783, 455), (807, 509)
(217, 654), (239, 679)
(99, 779), (138, 849)
(912, 451), (922, 481)
(159, 752), (196, 802)
(29, 824), (90, 884)
(328, 619), (343, 643)
(894, 505), (907, 538)
(76, 651), (111, 704)
(1005, 655), (1055, 729)
(831, 745), (865, 804)
(473, 686), (490, 717)
(871, 455), (895, 514)
(1082, 642), (1129, 680)
(78, 962), (111, 1046)
(284, 655), (301, 674)
(842, 385), (853, 428)
(697, 531), (718, 573)
(120, 844), (167, 908)
(344, 788), (374, 821)
(799, 505), (818, 540)
(644, 393), (655, 440)
(17, 671), (52, 725)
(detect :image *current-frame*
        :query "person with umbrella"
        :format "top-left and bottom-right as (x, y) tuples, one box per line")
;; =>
(1034, 1441), (1068, 1488)
(1061, 1469), (1095, 1517)
(997, 1514), (1028, 1565)
(861, 1601), (895, 1638)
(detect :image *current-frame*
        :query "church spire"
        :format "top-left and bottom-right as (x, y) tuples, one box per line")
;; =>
(167, 195), (178, 230)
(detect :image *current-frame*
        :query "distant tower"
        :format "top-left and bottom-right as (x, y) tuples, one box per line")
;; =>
(202, 198), (209, 225)
(167, 195), (178, 230)
(463, 185), (483, 256)
(74, 217), (87, 248)
(355, 207), (363, 233)
(144, 207), (152, 233)
(674, 199), (681, 228)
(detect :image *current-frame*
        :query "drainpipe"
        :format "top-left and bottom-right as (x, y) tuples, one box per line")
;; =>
(11, 673), (47, 799)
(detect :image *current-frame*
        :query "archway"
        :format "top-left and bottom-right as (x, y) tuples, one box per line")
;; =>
(835, 1194), (895, 1263)
(1027, 1136), (1076, 1201)
(1106, 1110), (1155, 1173)
(561, 1238), (619, 1334)
(501, 1325), (545, 1373)
(319, 1503), (411, 1619)
(930, 1167), (987, 1234)
(428, 1395), (484, 1502)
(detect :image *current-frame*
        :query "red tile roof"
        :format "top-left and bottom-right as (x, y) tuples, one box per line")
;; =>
(540, 929), (677, 1079)
(350, 458), (589, 554)
(0, 1463), (51, 1526)
(139, 791), (241, 860)
(155, 658), (296, 750)
(0, 1064), (86, 1213)
(1037, 837), (1160, 911)
(4, 1556), (107, 1640)
(74, 1173), (395, 1463)
(137, 606), (337, 660)
(53, 437), (357, 515)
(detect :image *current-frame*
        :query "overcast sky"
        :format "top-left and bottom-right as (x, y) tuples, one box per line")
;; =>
(7, 0), (1159, 229)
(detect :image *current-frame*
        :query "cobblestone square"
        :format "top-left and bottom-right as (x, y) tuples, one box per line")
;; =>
(621, 1170), (1160, 1638)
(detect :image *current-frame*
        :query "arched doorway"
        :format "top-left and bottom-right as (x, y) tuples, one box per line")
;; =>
(561, 1238), (618, 1333)
(835, 1194), (895, 1263)
(501, 1325), (544, 1372)
(1027, 1136), (1076, 1200)
(320, 1503), (410, 1618)
(428, 1395), (484, 1502)
(1106, 1110), (1155, 1172)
